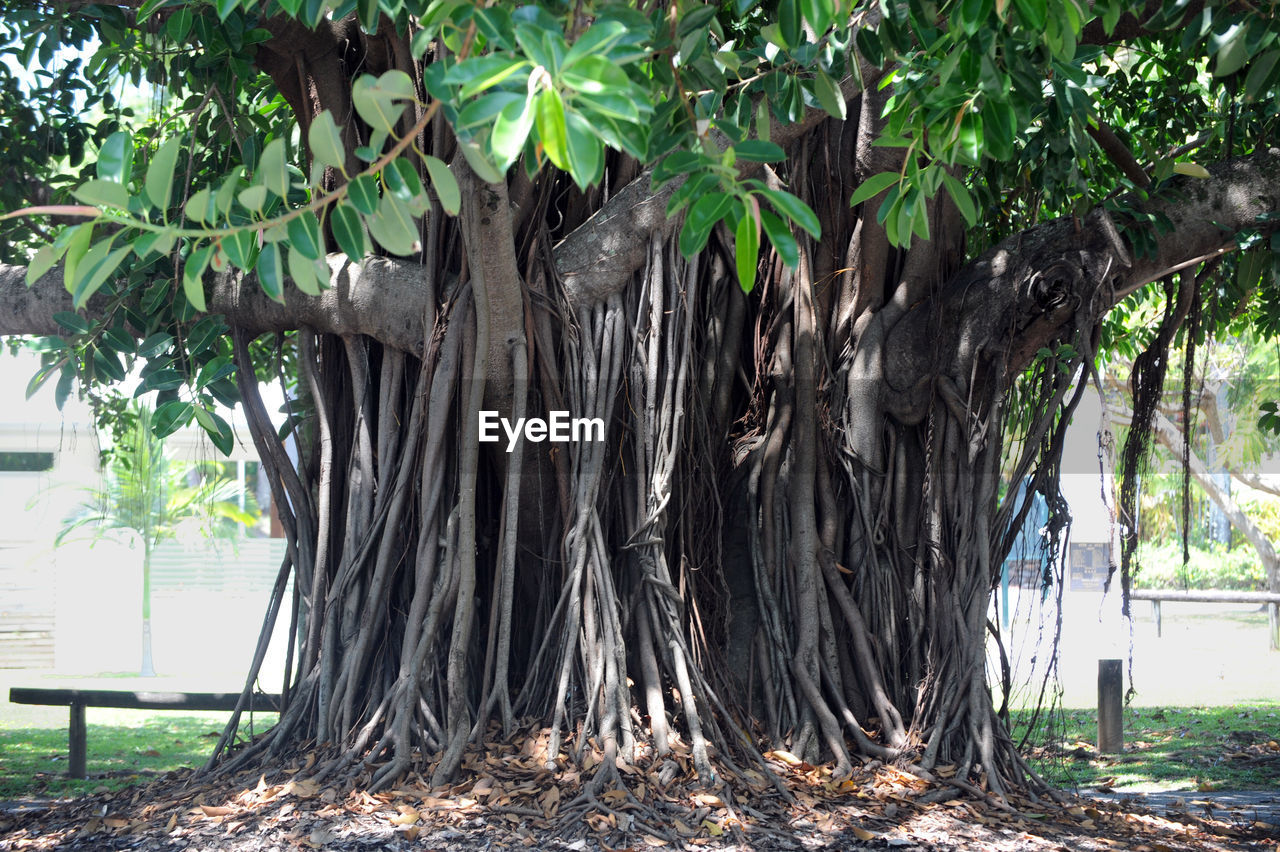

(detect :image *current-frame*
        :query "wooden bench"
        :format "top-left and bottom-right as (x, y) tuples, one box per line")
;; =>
(1128, 589), (1280, 650)
(9, 687), (282, 779)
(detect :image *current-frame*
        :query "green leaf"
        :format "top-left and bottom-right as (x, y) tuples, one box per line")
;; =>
(666, 172), (720, 218)
(941, 172), (978, 227)
(959, 0), (992, 34)
(195, 406), (234, 455)
(331, 202), (371, 263)
(758, 188), (820, 239)
(1237, 248), (1266, 292)
(849, 172), (901, 207)
(800, 0), (835, 34)
(100, 325), (135, 355)
(238, 184), (268, 213)
(490, 93), (536, 169)
(92, 346), (126, 382)
(132, 229), (176, 259)
(424, 155), (460, 215)
(1213, 24), (1249, 77)
(184, 187), (214, 223)
(140, 368), (185, 393)
(221, 229), (258, 271)
(358, 0), (378, 33)
(563, 19), (628, 68)
(676, 4), (718, 38)
(53, 311), (91, 334)
(457, 138), (506, 183)
(145, 136), (183, 214)
(165, 5), (193, 41)
(384, 158), (424, 204)
(138, 332), (173, 358)
(812, 67), (846, 120)
(288, 246), (323, 296)
(1244, 48), (1280, 101)
(153, 400), (193, 437)
(215, 0), (237, 22)
(735, 203), (760, 293)
(1012, 0), (1047, 30)
(980, 98), (1017, 161)
(25, 363), (59, 400)
(287, 210), (324, 260)
(214, 170), (242, 216)
(367, 193), (421, 256)
(759, 209), (799, 267)
(26, 245), (62, 286)
(679, 191), (733, 257)
(352, 70), (415, 135)
(855, 27), (884, 67)
(536, 88), (569, 170)
(184, 243), (212, 312)
(778, 0), (801, 49)
(97, 131), (133, 183)
(259, 138), (290, 199)
(346, 173), (380, 215)
(734, 140), (785, 163)
(564, 110), (603, 191)
(955, 109), (983, 164)
(258, 243), (285, 302)
(444, 55), (530, 98)
(560, 55), (633, 96)
(309, 110), (348, 175)
(62, 224), (93, 294)
(73, 239), (130, 308)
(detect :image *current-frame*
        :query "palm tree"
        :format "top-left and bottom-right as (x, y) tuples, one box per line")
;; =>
(58, 403), (256, 676)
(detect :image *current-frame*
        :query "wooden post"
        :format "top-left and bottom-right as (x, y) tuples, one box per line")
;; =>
(1269, 602), (1278, 652)
(1152, 599), (1162, 637)
(68, 701), (86, 779)
(1097, 659), (1123, 754)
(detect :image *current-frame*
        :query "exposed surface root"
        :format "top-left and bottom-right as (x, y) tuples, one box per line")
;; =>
(3, 742), (1270, 852)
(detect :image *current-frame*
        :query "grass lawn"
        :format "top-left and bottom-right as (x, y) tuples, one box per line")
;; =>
(0, 710), (277, 800)
(0, 670), (277, 800)
(1013, 703), (1280, 793)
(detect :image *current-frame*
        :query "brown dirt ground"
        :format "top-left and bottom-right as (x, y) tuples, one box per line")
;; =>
(2, 748), (1278, 852)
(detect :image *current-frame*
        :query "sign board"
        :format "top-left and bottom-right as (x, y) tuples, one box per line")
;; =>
(1069, 541), (1113, 591)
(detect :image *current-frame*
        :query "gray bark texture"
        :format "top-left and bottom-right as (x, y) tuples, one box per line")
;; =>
(2, 149), (1277, 355)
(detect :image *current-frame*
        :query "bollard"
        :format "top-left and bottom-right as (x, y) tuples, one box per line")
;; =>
(1097, 659), (1123, 754)
(1269, 602), (1278, 652)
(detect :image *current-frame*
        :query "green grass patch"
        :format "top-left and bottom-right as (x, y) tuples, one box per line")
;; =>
(1013, 704), (1280, 792)
(0, 712), (276, 800)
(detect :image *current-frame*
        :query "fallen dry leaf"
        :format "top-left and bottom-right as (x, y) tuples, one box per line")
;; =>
(198, 805), (236, 818)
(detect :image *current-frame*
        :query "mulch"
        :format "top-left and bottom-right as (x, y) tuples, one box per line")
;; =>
(2, 740), (1277, 851)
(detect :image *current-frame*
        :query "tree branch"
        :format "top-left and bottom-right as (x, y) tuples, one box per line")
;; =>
(2, 152), (1278, 368)
(0, 256), (438, 355)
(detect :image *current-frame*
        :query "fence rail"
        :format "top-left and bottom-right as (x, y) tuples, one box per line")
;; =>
(1129, 588), (1280, 649)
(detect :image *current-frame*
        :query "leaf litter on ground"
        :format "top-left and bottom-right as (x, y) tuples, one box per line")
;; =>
(1, 722), (1277, 851)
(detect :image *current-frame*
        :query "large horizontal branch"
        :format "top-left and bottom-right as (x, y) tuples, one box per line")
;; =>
(0, 256), (437, 355)
(882, 149), (1280, 413)
(3, 152), (1278, 364)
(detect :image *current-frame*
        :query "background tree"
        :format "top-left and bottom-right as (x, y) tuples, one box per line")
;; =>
(0, 0), (1277, 805)
(58, 402), (256, 676)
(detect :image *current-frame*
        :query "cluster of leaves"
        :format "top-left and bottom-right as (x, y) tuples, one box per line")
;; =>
(10, 0), (862, 442)
(7, 0), (1280, 451)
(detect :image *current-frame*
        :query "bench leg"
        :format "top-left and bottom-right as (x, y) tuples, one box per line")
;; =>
(1153, 600), (1162, 638)
(68, 702), (86, 779)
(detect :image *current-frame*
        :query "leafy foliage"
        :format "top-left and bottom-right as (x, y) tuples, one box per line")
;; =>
(3, 0), (1280, 449)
